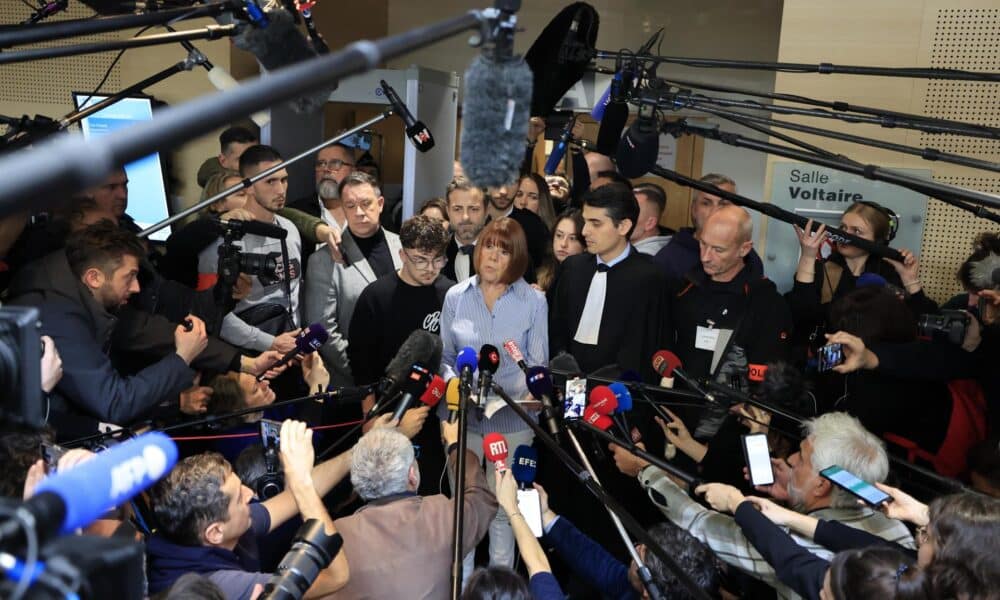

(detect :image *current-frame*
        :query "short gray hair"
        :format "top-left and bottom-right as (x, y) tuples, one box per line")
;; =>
(350, 428), (414, 500)
(699, 173), (736, 191)
(804, 412), (889, 509)
(339, 170), (382, 199)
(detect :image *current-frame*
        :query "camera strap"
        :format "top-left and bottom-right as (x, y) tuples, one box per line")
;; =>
(279, 237), (295, 326)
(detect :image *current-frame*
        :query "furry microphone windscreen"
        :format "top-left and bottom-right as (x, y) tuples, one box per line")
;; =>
(459, 55), (533, 189)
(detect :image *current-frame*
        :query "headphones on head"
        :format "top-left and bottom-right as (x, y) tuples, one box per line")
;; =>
(855, 200), (899, 243)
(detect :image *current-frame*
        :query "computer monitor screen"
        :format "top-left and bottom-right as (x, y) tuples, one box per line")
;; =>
(72, 93), (171, 241)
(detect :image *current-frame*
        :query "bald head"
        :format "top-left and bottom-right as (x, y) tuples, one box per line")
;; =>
(699, 205), (754, 282)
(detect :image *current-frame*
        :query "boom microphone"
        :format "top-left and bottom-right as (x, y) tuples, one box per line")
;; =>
(652, 350), (717, 404)
(379, 79), (435, 153)
(459, 13), (533, 188)
(616, 113), (660, 178)
(594, 70), (630, 157)
(483, 432), (509, 474)
(221, 1), (337, 114)
(257, 323), (329, 380)
(525, 2), (598, 116)
(389, 364), (433, 422)
(0, 432), (177, 545)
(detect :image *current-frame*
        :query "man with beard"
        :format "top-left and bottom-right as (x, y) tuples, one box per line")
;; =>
(442, 177), (488, 282)
(610, 412), (915, 599)
(288, 144), (354, 262)
(6, 221), (209, 436)
(485, 182), (549, 279)
(199, 145), (304, 355)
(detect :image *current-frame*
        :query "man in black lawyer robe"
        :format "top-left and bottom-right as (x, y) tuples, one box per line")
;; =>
(550, 183), (669, 384)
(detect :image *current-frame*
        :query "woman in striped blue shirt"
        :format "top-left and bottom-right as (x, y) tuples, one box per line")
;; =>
(439, 217), (549, 573)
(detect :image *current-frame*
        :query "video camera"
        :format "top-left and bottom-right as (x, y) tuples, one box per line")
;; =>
(917, 310), (970, 345)
(214, 218), (289, 309)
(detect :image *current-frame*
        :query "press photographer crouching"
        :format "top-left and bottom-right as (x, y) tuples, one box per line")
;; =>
(146, 419), (353, 599)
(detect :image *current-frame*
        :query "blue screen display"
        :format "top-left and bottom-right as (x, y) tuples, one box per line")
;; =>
(73, 94), (171, 241)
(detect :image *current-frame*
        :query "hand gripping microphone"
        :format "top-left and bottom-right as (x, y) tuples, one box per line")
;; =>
(477, 344), (501, 401)
(511, 445), (538, 490)
(389, 364), (433, 422)
(456, 346), (479, 393)
(0, 432), (178, 545)
(445, 377), (461, 423)
(379, 79), (435, 153)
(257, 323), (329, 381)
(483, 432), (510, 474)
(544, 115), (575, 175)
(652, 350), (717, 404)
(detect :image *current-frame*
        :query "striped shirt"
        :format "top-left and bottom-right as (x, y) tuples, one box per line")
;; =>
(439, 276), (549, 434)
(638, 466), (915, 600)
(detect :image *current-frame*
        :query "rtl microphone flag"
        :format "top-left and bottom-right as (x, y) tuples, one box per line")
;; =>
(483, 432), (510, 473)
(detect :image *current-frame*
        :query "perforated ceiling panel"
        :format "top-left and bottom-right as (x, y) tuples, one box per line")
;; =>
(918, 8), (1000, 303)
(0, 3), (122, 105)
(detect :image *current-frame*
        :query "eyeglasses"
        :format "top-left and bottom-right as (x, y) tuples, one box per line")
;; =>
(316, 159), (354, 171)
(404, 250), (447, 270)
(343, 198), (376, 211)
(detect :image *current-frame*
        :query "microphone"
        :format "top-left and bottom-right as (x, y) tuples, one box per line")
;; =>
(582, 405), (614, 432)
(511, 445), (538, 490)
(389, 364), (433, 422)
(456, 346), (478, 393)
(476, 344), (501, 400)
(445, 377), (461, 423)
(223, 1), (337, 114)
(589, 385), (631, 440)
(502, 339), (529, 372)
(420, 375), (446, 409)
(594, 70), (630, 157)
(525, 2), (597, 117)
(257, 323), (329, 381)
(483, 432), (509, 474)
(544, 115), (575, 175)
(0, 432), (177, 545)
(607, 381), (636, 441)
(379, 79), (435, 153)
(616, 105), (660, 178)
(652, 350), (717, 404)
(379, 330), (444, 404)
(214, 217), (289, 240)
(459, 14), (533, 188)
(525, 366), (562, 441)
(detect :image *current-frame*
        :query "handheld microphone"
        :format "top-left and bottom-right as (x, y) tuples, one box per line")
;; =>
(257, 323), (329, 381)
(502, 339), (529, 373)
(589, 385), (631, 440)
(379, 79), (435, 153)
(608, 381), (636, 441)
(476, 344), (501, 400)
(389, 364), (433, 422)
(379, 330), (444, 405)
(582, 405), (614, 432)
(544, 115), (575, 175)
(459, 23), (533, 188)
(456, 346), (478, 393)
(0, 432), (178, 545)
(511, 445), (538, 490)
(214, 217), (289, 240)
(652, 350), (717, 404)
(594, 70), (630, 157)
(420, 375), (446, 409)
(483, 432), (510, 474)
(445, 377), (461, 423)
(525, 366), (562, 441)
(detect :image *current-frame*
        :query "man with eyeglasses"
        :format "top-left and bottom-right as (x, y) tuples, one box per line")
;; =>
(288, 143), (355, 262)
(305, 171), (402, 386)
(347, 215), (454, 493)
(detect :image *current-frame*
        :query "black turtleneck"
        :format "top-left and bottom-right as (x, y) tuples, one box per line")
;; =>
(352, 227), (394, 278)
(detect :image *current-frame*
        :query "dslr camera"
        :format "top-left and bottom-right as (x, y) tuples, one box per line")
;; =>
(917, 310), (969, 345)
